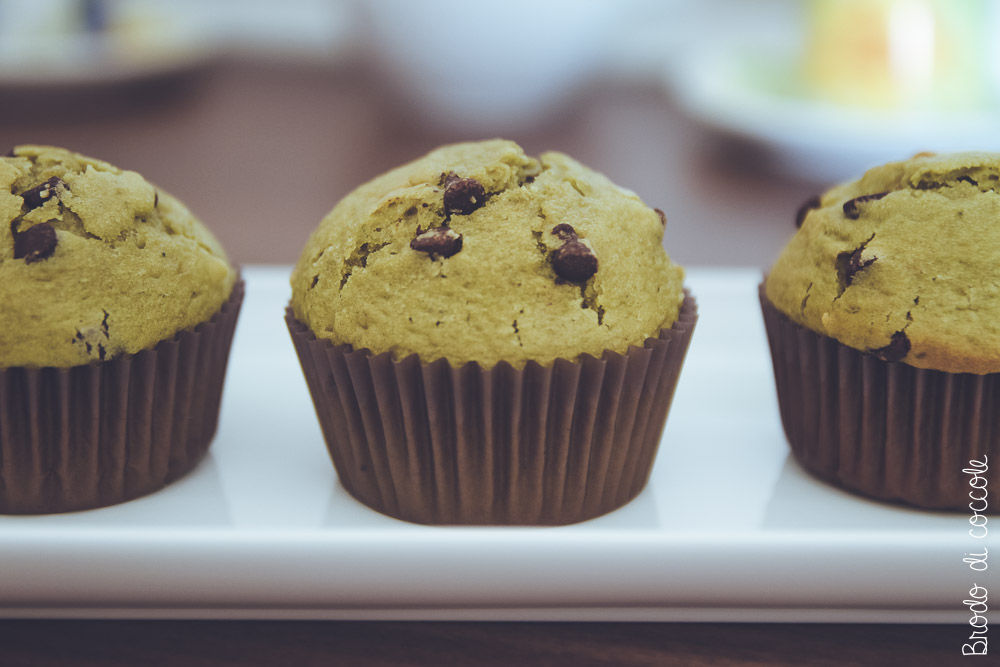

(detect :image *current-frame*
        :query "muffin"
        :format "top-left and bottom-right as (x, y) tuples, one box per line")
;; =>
(0, 145), (242, 513)
(763, 151), (1000, 510)
(287, 139), (696, 524)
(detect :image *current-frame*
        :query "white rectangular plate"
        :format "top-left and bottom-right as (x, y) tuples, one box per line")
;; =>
(0, 267), (990, 622)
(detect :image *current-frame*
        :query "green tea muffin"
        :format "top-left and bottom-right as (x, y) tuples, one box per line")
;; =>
(767, 151), (1000, 375)
(0, 145), (242, 513)
(290, 139), (684, 367)
(287, 139), (696, 525)
(1, 145), (236, 367)
(762, 151), (1000, 510)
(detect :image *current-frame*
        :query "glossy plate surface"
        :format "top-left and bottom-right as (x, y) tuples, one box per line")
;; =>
(0, 267), (986, 621)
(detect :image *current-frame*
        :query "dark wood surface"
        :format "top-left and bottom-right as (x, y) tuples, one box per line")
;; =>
(0, 620), (966, 666)
(0, 58), (964, 665)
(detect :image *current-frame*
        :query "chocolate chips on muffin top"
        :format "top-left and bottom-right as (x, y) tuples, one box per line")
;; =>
(548, 224), (598, 283)
(871, 329), (911, 363)
(20, 176), (67, 211)
(551, 223), (577, 241)
(551, 240), (598, 282)
(1, 145), (237, 368)
(765, 151), (1000, 374)
(835, 235), (877, 290)
(654, 208), (667, 227)
(410, 225), (463, 258)
(795, 195), (821, 228)
(12, 222), (58, 263)
(842, 191), (889, 219)
(8, 175), (69, 263)
(442, 172), (487, 215)
(406, 173), (479, 261)
(290, 139), (684, 368)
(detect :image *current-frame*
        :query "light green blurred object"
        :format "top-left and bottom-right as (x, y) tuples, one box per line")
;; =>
(799, 0), (991, 110)
(735, 0), (992, 111)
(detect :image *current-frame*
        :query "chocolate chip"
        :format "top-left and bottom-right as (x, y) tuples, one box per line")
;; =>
(13, 222), (58, 263)
(550, 239), (598, 282)
(957, 175), (979, 186)
(154, 190), (159, 208)
(654, 208), (667, 227)
(842, 192), (889, 220)
(795, 195), (821, 228)
(836, 244), (877, 288)
(871, 330), (910, 363)
(20, 177), (67, 211)
(3, 148), (15, 158)
(442, 173), (486, 215)
(410, 225), (463, 258)
(551, 223), (578, 241)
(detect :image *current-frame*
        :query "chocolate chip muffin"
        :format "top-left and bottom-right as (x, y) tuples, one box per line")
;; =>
(287, 139), (696, 524)
(762, 151), (1000, 510)
(0, 145), (243, 513)
(290, 139), (685, 368)
(1, 146), (236, 367)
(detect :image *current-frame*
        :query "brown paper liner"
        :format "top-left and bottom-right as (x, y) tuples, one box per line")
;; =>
(0, 280), (244, 514)
(760, 284), (998, 511)
(287, 293), (697, 525)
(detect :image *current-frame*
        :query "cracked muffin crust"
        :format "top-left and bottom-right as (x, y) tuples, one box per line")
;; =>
(0, 145), (236, 367)
(765, 151), (1000, 375)
(290, 139), (685, 368)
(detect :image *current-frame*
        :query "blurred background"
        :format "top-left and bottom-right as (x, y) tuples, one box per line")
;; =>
(1, 0), (998, 267)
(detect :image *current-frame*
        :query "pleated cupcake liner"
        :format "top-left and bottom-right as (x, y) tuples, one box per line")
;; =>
(759, 283), (998, 511)
(287, 292), (697, 525)
(0, 280), (244, 514)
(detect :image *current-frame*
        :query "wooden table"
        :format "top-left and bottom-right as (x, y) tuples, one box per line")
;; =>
(0, 58), (966, 666)
(0, 619), (964, 666)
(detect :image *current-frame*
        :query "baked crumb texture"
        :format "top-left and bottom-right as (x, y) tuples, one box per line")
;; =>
(767, 152), (1000, 374)
(291, 139), (684, 368)
(0, 146), (235, 367)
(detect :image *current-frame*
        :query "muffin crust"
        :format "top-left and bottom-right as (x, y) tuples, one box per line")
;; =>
(0, 146), (236, 367)
(291, 139), (684, 368)
(766, 152), (1000, 374)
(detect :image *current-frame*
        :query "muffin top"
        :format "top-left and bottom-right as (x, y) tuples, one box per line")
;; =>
(291, 139), (684, 368)
(766, 151), (1000, 375)
(0, 146), (236, 368)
